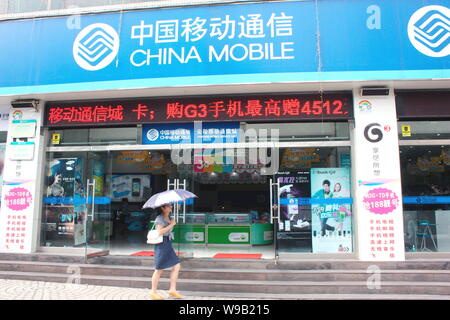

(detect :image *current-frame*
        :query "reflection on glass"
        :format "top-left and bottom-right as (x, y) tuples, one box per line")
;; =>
(398, 121), (450, 140)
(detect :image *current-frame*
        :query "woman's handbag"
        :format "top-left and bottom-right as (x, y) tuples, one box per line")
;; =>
(147, 222), (163, 244)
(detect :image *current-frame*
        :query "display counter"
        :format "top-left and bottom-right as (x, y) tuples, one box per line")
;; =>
(149, 212), (273, 246)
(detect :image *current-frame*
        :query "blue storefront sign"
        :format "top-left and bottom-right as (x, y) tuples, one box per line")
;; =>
(142, 122), (240, 144)
(403, 196), (450, 205)
(0, 0), (448, 95)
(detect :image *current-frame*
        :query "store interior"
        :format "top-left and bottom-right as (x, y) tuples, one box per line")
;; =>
(400, 145), (450, 252)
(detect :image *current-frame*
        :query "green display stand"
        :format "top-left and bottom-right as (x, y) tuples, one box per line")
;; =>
(172, 224), (206, 244)
(148, 221), (273, 246)
(149, 222), (206, 244)
(251, 223), (274, 245)
(207, 225), (251, 245)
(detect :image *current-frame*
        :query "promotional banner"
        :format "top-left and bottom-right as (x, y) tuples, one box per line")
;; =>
(311, 168), (353, 253)
(0, 109), (43, 253)
(45, 93), (352, 127)
(353, 89), (405, 261)
(280, 148), (320, 170)
(0, 144), (5, 208)
(0, 0), (448, 95)
(113, 151), (175, 174)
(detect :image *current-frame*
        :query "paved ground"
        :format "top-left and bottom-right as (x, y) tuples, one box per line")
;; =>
(1, 279), (450, 300)
(0, 279), (247, 300)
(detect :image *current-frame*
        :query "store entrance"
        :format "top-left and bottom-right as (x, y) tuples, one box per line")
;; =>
(171, 153), (274, 259)
(133, 149), (275, 259)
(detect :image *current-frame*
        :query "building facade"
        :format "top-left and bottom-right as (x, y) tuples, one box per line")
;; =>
(0, 0), (449, 261)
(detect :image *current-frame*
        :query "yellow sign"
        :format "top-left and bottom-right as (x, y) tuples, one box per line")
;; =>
(401, 125), (411, 137)
(51, 133), (61, 144)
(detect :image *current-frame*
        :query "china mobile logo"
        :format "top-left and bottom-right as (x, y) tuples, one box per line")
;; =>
(407, 5), (450, 58)
(146, 129), (159, 142)
(73, 23), (120, 71)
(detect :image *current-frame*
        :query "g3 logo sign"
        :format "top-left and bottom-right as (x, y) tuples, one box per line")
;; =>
(364, 123), (383, 143)
(73, 23), (120, 71)
(407, 5), (450, 58)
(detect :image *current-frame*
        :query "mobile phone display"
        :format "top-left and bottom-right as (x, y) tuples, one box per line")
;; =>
(132, 178), (141, 197)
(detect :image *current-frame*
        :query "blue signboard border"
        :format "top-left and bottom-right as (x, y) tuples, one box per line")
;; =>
(2, 69), (450, 96)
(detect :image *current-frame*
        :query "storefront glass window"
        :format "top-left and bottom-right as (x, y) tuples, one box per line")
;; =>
(400, 145), (450, 252)
(245, 122), (349, 142)
(48, 127), (138, 146)
(398, 121), (450, 140)
(6, 0), (48, 13)
(42, 121), (352, 257)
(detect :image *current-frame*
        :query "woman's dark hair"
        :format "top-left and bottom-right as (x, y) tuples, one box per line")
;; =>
(156, 204), (171, 217)
(156, 206), (163, 216)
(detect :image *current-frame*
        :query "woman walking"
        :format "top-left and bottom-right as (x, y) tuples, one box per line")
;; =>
(150, 203), (184, 300)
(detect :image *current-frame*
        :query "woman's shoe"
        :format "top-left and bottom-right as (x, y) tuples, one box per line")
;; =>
(168, 291), (184, 299)
(149, 292), (165, 300)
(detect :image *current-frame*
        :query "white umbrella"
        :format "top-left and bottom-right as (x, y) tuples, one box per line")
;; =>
(142, 189), (197, 209)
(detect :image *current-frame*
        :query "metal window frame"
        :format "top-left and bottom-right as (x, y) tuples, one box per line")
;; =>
(46, 140), (351, 153)
(398, 139), (450, 146)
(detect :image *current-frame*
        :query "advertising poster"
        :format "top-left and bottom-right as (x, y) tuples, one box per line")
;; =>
(311, 168), (353, 253)
(45, 158), (86, 245)
(280, 148), (320, 170)
(46, 158), (82, 203)
(276, 171), (311, 232)
(110, 175), (151, 202)
(0, 108), (42, 253)
(0, 144), (5, 208)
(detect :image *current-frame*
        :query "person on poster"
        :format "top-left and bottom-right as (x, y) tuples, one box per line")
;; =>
(332, 182), (351, 233)
(47, 173), (65, 197)
(312, 179), (335, 236)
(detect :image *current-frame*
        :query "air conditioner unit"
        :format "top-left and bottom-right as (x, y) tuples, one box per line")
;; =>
(360, 88), (390, 96)
(11, 99), (40, 110)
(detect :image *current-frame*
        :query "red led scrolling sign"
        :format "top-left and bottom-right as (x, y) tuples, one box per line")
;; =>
(44, 93), (353, 127)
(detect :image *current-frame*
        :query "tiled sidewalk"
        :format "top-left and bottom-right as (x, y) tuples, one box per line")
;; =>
(0, 279), (244, 300)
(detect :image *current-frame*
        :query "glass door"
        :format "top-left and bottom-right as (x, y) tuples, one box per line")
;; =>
(84, 151), (112, 260)
(167, 177), (196, 259)
(173, 145), (275, 259)
(42, 151), (112, 259)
